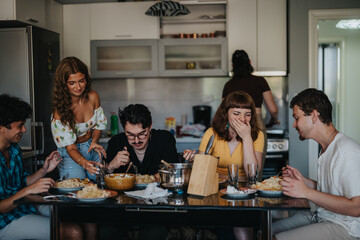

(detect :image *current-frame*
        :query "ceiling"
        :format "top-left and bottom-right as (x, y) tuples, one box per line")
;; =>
(54, 0), (156, 4)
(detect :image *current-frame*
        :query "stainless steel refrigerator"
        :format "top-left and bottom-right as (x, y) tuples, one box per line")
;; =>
(0, 26), (60, 167)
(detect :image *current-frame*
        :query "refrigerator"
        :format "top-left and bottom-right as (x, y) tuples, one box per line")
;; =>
(0, 26), (60, 168)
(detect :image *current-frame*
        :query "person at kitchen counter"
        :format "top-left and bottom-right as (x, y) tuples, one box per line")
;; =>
(51, 56), (107, 181)
(222, 49), (280, 180)
(105, 103), (178, 179)
(183, 91), (264, 240)
(273, 88), (360, 240)
(0, 94), (84, 240)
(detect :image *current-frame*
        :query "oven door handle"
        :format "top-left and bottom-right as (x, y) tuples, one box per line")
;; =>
(265, 154), (284, 159)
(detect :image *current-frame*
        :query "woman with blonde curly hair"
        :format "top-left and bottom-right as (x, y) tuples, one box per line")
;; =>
(51, 57), (107, 181)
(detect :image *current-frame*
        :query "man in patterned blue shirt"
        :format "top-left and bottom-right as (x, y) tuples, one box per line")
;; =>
(0, 94), (82, 239)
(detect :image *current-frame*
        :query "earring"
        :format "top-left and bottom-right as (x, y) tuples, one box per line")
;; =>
(225, 122), (230, 129)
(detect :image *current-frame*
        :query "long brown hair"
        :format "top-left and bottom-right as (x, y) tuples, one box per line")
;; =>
(212, 91), (259, 142)
(52, 57), (92, 131)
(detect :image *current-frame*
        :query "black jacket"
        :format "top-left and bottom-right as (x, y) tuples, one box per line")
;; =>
(105, 129), (178, 175)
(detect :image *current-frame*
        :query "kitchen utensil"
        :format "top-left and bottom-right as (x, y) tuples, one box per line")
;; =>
(122, 162), (133, 177)
(158, 163), (192, 191)
(161, 160), (174, 169)
(205, 134), (215, 154)
(105, 173), (135, 191)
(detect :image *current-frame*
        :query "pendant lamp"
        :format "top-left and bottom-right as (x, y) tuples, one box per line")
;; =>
(145, 0), (190, 17)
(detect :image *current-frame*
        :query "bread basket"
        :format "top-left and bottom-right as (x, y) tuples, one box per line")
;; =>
(104, 173), (135, 191)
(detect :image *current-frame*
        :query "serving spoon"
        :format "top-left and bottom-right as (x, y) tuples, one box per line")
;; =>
(161, 160), (174, 169)
(122, 162), (133, 177)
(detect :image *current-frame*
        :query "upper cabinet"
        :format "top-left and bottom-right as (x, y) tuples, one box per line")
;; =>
(159, 38), (228, 77)
(227, 0), (287, 76)
(90, 2), (159, 40)
(63, 4), (90, 66)
(0, 0), (46, 28)
(91, 39), (158, 78)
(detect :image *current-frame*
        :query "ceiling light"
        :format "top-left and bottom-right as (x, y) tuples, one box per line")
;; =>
(336, 19), (360, 29)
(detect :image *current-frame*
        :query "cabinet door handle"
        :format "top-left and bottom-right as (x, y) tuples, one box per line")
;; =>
(26, 18), (39, 23)
(183, 71), (202, 74)
(114, 34), (132, 38)
(115, 71), (132, 75)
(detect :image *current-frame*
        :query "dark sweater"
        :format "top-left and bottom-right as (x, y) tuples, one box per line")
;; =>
(105, 129), (178, 175)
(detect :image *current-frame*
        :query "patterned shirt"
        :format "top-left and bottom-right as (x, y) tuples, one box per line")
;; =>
(0, 144), (37, 230)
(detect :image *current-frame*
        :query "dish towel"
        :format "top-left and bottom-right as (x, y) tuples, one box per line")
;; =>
(125, 182), (172, 199)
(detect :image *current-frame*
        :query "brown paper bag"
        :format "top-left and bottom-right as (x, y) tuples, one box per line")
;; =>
(187, 154), (219, 196)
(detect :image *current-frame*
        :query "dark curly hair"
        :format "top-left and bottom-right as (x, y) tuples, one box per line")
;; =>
(290, 88), (332, 124)
(119, 104), (152, 129)
(52, 57), (92, 131)
(0, 94), (32, 128)
(212, 91), (259, 142)
(232, 49), (254, 78)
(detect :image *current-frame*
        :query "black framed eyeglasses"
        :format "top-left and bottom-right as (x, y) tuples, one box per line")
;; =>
(126, 130), (148, 140)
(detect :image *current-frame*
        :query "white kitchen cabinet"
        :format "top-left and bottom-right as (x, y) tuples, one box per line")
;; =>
(90, 2), (159, 40)
(63, 4), (91, 67)
(45, 0), (63, 35)
(159, 38), (228, 77)
(0, 0), (46, 28)
(90, 39), (158, 78)
(227, 0), (286, 75)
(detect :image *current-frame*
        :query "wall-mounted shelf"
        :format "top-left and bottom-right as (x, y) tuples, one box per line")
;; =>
(162, 19), (226, 24)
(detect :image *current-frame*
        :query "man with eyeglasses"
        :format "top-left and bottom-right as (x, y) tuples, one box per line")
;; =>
(105, 104), (178, 179)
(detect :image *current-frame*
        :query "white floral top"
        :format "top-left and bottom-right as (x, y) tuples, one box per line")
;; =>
(51, 107), (107, 148)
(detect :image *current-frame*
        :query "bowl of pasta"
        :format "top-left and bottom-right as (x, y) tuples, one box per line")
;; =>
(104, 173), (135, 191)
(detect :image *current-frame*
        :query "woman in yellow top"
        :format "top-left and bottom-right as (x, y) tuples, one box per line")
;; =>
(184, 91), (264, 180)
(184, 91), (264, 239)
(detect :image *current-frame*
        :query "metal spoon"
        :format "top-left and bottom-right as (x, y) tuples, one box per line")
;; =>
(122, 162), (133, 177)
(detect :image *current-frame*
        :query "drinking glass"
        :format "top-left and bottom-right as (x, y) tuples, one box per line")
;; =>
(227, 164), (239, 187)
(247, 163), (259, 186)
(96, 159), (106, 189)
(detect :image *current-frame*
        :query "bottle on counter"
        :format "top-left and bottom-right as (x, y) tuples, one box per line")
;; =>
(110, 112), (119, 136)
(165, 116), (176, 136)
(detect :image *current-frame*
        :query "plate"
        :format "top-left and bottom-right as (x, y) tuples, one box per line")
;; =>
(257, 189), (283, 197)
(71, 189), (118, 202)
(220, 188), (257, 198)
(53, 186), (83, 193)
(135, 182), (159, 189)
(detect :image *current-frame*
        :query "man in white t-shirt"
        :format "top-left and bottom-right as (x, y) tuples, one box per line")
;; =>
(273, 88), (360, 240)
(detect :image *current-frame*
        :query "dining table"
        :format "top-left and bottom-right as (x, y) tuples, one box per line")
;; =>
(15, 183), (310, 240)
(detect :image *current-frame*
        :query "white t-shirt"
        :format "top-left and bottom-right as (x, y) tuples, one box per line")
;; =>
(317, 132), (360, 237)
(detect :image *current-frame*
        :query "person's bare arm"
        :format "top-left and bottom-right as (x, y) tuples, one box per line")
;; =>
(263, 90), (279, 124)
(0, 178), (55, 214)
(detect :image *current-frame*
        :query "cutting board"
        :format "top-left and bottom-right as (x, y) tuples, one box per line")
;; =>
(187, 154), (219, 196)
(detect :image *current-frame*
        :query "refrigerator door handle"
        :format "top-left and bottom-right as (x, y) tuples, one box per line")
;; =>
(32, 122), (44, 155)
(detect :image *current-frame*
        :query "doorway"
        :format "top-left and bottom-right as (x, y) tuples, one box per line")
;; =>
(308, 9), (360, 179)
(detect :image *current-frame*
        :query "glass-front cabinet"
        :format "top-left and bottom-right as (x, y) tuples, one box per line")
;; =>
(159, 38), (228, 77)
(91, 39), (158, 78)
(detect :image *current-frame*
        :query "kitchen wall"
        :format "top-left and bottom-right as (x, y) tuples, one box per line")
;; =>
(288, 0), (360, 178)
(93, 77), (227, 133)
(93, 76), (287, 134)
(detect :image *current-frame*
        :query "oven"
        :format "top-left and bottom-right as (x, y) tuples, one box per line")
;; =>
(262, 130), (289, 180)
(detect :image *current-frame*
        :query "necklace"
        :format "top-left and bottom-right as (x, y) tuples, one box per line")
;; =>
(327, 129), (337, 145)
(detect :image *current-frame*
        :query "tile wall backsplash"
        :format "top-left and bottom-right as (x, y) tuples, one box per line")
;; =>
(92, 76), (286, 134)
(93, 77), (228, 133)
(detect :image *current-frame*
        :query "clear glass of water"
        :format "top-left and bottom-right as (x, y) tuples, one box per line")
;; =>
(227, 164), (239, 187)
(247, 163), (259, 186)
